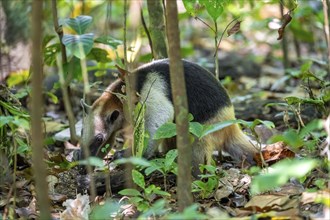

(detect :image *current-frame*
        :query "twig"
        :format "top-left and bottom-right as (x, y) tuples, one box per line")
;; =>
(213, 18), (238, 57)
(141, 8), (153, 58)
(194, 16), (215, 33)
(322, 0), (330, 77)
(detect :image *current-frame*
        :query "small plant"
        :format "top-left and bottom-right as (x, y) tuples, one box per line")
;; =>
(119, 169), (170, 212)
(145, 149), (178, 190)
(192, 165), (221, 199)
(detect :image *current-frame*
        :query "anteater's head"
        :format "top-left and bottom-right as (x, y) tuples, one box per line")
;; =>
(79, 79), (126, 167)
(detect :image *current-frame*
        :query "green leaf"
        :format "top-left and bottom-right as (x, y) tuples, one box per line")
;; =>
(165, 149), (178, 171)
(0, 116), (14, 127)
(166, 204), (208, 220)
(299, 119), (323, 138)
(87, 48), (111, 63)
(89, 199), (121, 219)
(270, 129), (304, 148)
(12, 117), (29, 130)
(189, 122), (204, 138)
(62, 33), (94, 59)
(251, 158), (318, 195)
(114, 157), (151, 167)
(46, 92), (58, 104)
(182, 0), (198, 16)
(78, 156), (104, 168)
(285, 96), (324, 106)
(134, 102), (147, 157)
(95, 36), (123, 49)
(43, 43), (61, 66)
(118, 188), (142, 197)
(300, 61), (313, 73)
(145, 165), (160, 176)
(282, 0), (298, 10)
(153, 188), (171, 197)
(153, 122), (177, 140)
(201, 119), (241, 138)
(202, 0), (225, 22)
(132, 169), (145, 189)
(64, 15), (92, 35)
(6, 70), (29, 87)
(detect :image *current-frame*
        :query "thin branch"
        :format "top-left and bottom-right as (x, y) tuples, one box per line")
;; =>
(323, 0), (330, 77)
(194, 16), (215, 33)
(141, 7), (154, 58)
(214, 18), (238, 57)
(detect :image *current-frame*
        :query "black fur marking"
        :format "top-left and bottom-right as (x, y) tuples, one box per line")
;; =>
(134, 59), (231, 123)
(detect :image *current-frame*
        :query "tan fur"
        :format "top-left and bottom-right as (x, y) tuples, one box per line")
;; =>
(199, 105), (257, 167)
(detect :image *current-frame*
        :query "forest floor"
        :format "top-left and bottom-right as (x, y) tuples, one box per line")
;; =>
(0, 51), (329, 219)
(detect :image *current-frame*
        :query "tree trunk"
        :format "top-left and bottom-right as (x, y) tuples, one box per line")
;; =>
(147, 0), (168, 59)
(165, 0), (193, 211)
(30, 0), (51, 218)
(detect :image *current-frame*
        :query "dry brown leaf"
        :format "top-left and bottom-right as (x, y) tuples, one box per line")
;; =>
(254, 141), (295, 166)
(277, 12), (292, 40)
(244, 194), (291, 212)
(227, 21), (241, 37)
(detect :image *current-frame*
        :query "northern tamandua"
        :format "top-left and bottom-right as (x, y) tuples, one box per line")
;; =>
(80, 59), (257, 175)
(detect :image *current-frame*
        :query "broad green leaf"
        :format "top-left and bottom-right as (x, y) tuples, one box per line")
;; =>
(46, 92), (58, 104)
(166, 204), (208, 220)
(0, 116), (14, 127)
(241, 119), (275, 130)
(64, 15), (92, 35)
(89, 199), (121, 219)
(132, 169), (145, 189)
(129, 196), (144, 204)
(299, 119), (323, 138)
(78, 156), (104, 168)
(153, 188), (171, 197)
(6, 70), (29, 88)
(282, 0), (298, 10)
(189, 122), (204, 138)
(87, 48), (111, 63)
(270, 129), (304, 148)
(145, 165), (161, 176)
(300, 61), (313, 73)
(201, 119), (241, 138)
(114, 157), (151, 167)
(62, 33), (94, 59)
(95, 36), (123, 49)
(12, 117), (29, 130)
(182, 0), (198, 16)
(202, 0), (225, 21)
(285, 96), (324, 106)
(44, 43), (61, 66)
(118, 188), (142, 197)
(251, 158), (318, 195)
(165, 149), (178, 171)
(134, 102), (147, 157)
(153, 122), (177, 140)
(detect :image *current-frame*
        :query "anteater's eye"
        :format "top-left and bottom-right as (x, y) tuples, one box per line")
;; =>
(107, 110), (120, 124)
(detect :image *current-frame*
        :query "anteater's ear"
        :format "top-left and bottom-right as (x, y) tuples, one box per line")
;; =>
(115, 65), (130, 81)
(106, 110), (120, 125)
